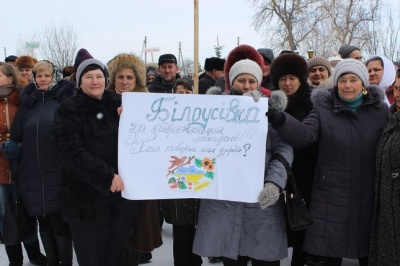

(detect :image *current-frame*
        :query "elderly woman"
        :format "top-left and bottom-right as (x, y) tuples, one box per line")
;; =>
(366, 55), (396, 105)
(107, 53), (161, 266)
(193, 58), (293, 266)
(369, 69), (400, 265)
(306, 56), (332, 89)
(10, 60), (75, 266)
(267, 59), (388, 266)
(53, 53), (143, 266)
(270, 54), (318, 266)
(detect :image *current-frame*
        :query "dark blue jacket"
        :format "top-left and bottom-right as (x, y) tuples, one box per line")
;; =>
(11, 80), (76, 217)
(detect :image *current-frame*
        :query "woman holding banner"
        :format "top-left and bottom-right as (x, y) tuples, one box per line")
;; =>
(193, 52), (293, 266)
(107, 52), (162, 266)
(53, 51), (142, 266)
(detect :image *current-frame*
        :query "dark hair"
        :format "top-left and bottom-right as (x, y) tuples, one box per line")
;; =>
(366, 57), (384, 68)
(173, 78), (193, 92)
(0, 62), (23, 91)
(397, 68), (400, 79)
(62, 66), (74, 78)
(79, 64), (103, 84)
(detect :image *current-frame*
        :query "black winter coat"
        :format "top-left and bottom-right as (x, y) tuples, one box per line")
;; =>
(53, 90), (140, 222)
(198, 74), (215, 94)
(161, 199), (199, 226)
(275, 86), (388, 259)
(10, 80), (76, 217)
(148, 74), (180, 93)
(369, 104), (400, 266)
(285, 84), (318, 248)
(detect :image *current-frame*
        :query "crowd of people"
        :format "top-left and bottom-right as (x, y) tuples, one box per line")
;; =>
(0, 42), (399, 266)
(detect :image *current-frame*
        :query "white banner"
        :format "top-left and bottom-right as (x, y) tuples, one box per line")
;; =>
(119, 93), (267, 203)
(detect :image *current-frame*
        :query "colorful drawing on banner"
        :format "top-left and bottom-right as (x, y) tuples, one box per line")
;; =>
(167, 156), (216, 191)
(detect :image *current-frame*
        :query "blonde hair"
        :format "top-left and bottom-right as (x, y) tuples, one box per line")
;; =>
(33, 61), (53, 75)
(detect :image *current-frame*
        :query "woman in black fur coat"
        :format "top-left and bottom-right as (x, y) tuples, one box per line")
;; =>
(53, 54), (142, 266)
(270, 53), (318, 266)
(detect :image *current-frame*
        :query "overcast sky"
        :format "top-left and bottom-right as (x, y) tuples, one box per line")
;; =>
(1, 0), (266, 67)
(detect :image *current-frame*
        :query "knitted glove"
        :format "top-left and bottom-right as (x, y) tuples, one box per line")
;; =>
(243, 90), (261, 102)
(258, 182), (280, 209)
(266, 106), (285, 128)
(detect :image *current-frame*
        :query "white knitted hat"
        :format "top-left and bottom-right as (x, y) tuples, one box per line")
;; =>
(229, 59), (262, 87)
(333, 59), (369, 87)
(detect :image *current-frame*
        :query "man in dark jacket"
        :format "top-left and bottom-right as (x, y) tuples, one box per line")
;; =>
(148, 54), (180, 93)
(198, 57), (225, 94)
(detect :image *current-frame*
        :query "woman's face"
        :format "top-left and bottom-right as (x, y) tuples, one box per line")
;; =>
(393, 75), (400, 108)
(337, 73), (364, 100)
(278, 75), (301, 96)
(367, 60), (384, 85)
(115, 68), (136, 94)
(232, 73), (258, 93)
(35, 70), (53, 90)
(0, 70), (13, 87)
(80, 69), (106, 100)
(308, 65), (329, 86)
(147, 74), (155, 84)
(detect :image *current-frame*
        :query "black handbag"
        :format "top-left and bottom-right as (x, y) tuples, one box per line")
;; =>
(3, 192), (37, 245)
(271, 153), (313, 231)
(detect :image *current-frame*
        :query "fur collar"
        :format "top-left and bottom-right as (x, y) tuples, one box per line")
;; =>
(62, 89), (121, 115)
(20, 80), (76, 107)
(310, 85), (386, 110)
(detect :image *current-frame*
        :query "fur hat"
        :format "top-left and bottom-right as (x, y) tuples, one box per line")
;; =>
(257, 48), (274, 64)
(224, 44), (264, 91)
(107, 53), (147, 92)
(270, 53), (308, 88)
(76, 58), (108, 88)
(333, 59), (369, 87)
(74, 48), (93, 73)
(204, 57), (225, 71)
(229, 59), (262, 87)
(307, 56), (332, 76)
(15, 55), (38, 69)
(146, 63), (158, 76)
(338, 44), (360, 59)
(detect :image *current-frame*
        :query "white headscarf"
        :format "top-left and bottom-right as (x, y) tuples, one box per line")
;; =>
(366, 55), (396, 106)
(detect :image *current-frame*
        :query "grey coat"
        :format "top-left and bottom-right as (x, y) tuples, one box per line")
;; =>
(193, 125), (293, 261)
(275, 86), (388, 259)
(369, 104), (400, 266)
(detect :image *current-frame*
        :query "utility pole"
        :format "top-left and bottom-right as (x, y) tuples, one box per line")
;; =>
(141, 36), (147, 64)
(237, 37), (240, 46)
(3, 47), (6, 58)
(178, 42), (185, 73)
(193, 0), (199, 93)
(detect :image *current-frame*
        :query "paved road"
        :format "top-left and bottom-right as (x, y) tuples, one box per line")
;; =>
(0, 223), (358, 265)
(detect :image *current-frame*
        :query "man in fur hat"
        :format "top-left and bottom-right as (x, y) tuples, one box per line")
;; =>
(199, 57), (225, 94)
(15, 55), (38, 82)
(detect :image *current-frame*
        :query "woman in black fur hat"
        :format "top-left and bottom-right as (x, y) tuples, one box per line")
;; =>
(270, 53), (318, 266)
